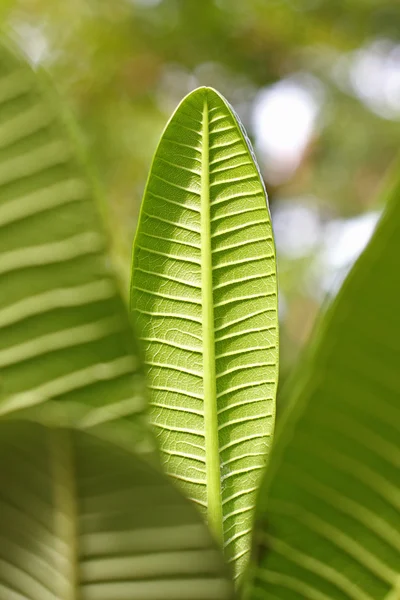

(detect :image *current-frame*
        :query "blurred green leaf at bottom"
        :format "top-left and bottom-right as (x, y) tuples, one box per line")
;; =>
(0, 420), (235, 600)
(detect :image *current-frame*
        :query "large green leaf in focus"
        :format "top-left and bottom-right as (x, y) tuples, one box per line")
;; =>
(0, 40), (151, 451)
(130, 87), (278, 577)
(0, 420), (234, 600)
(246, 176), (400, 598)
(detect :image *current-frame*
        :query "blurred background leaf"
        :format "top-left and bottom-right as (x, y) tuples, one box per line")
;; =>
(0, 420), (234, 600)
(244, 152), (400, 600)
(0, 37), (156, 458)
(3, 0), (399, 387)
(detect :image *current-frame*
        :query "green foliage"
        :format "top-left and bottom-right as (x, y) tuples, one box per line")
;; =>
(245, 173), (400, 596)
(2, 0), (400, 378)
(0, 420), (234, 600)
(130, 86), (278, 579)
(0, 38), (235, 600)
(0, 40), (152, 454)
(0, 16), (400, 600)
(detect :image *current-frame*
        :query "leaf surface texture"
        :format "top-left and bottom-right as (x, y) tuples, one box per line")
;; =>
(131, 87), (278, 577)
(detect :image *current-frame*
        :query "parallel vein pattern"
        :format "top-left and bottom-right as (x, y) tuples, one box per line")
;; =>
(131, 87), (278, 578)
(0, 421), (234, 600)
(0, 42), (150, 451)
(248, 175), (400, 598)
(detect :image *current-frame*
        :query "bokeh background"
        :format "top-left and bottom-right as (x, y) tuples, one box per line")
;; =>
(2, 0), (400, 387)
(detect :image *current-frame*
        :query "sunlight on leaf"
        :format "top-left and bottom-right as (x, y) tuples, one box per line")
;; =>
(131, 86), (279, 579)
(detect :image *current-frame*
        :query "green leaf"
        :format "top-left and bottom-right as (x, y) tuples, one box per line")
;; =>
(246, 175), (400, 597)
(130, 86), (279, 578)
(0, 419), (234, 600)
(0, 40), (152, 452)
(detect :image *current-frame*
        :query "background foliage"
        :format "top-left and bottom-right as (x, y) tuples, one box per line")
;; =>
(2, 0), (400, 386)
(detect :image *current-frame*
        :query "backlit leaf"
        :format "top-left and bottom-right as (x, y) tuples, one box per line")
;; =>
(130, 87), (279, 578)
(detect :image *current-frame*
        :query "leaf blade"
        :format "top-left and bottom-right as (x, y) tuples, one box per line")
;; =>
(0, 420), (234, 600)
(246, 175), (400, 598)
(0, 39), (151, 453)
(131, 86), (279, 577)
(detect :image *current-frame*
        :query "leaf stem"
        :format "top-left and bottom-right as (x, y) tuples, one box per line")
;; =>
(201, 90), (223, 545)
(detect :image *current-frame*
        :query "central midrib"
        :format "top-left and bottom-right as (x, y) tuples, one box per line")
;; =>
(51, 429), (79, 600)
(200, 91), (223, 545)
